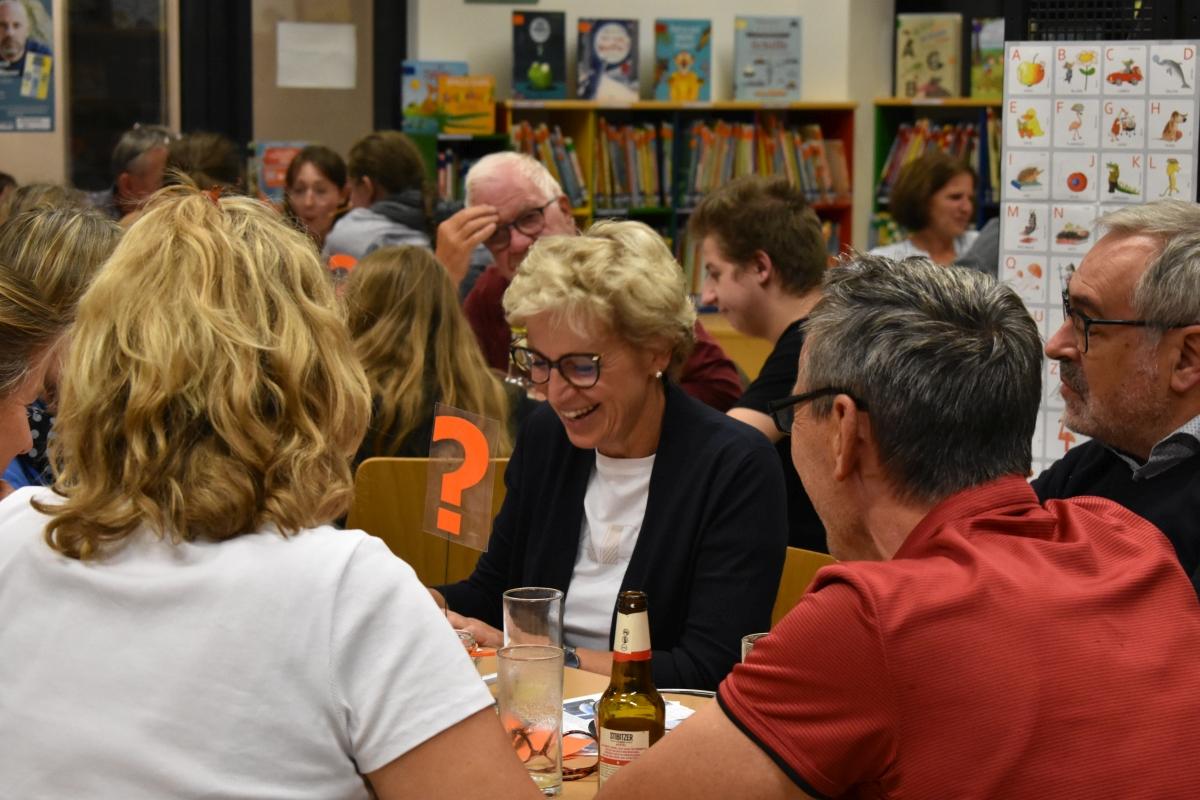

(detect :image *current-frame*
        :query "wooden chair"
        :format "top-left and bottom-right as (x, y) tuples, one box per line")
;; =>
(771, 546), (837, 626)
(347, 457), (508, 587)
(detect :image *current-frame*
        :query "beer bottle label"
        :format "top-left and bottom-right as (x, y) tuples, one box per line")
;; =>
(597, 727), (650, 784)
(612, 610), (651, 662)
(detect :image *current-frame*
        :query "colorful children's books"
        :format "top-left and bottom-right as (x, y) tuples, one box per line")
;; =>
(653, 19), (712, 102)
(512, 11), (567, 100)
(577, 18), (639, 102)
(733, 16), (802, 102)
(401, 60), (468, 134)
(894, 13), (962, 98)
(437, 75), (496, 135)
(970, 17), (1004, 99)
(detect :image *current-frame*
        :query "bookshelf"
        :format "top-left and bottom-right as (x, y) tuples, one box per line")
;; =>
(503, 100), (857, 297)
(410, 101), (857, 299)
(871, 97), (1002, 248)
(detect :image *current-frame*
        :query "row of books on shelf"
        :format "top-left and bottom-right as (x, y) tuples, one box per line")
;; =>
(510, 122), (589, 208)
(682, 119), (851, 207)
(677, 221), (842, 297)
(593, 119), (672, 211)
(875, 117), (994, 204)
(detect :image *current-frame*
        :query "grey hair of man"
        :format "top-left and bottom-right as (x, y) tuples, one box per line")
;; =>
(802, 254), (1043, 506)
(464, 151), (562, 207)
(1096, 199), (1200, 330)
(110, 123), (175, 179)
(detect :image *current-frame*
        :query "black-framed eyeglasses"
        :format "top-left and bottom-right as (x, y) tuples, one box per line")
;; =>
(1060, 289), (1154, 354)
(510, 345), (602, 389)
(766, 387), (867, 435)
(485, 199), (558, 251)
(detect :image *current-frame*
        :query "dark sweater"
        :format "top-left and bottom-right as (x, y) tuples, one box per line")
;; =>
(1032, 439), (1200, 596)
(732, 320), (827, 552)
(438, 381), (789, 690)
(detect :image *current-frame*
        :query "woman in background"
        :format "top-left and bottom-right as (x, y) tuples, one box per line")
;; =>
(0, 265), (62, 497)
(322, 130), (433, 262)
(0, 186), (541, 799)
(0, 207), (121, 489)
(343, 245), (535, 465)
(283, 144), (349, 252)
(871, 150), (978, 266)
(434, 221), (788, 691)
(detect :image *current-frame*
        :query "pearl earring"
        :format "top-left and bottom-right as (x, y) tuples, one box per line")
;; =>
(655, 370), (663, 379)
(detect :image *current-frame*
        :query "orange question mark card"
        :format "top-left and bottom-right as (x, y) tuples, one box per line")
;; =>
(424, 403), (500, 551)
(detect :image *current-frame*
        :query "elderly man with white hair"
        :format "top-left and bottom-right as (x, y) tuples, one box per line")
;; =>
(436, 151), (743, 411)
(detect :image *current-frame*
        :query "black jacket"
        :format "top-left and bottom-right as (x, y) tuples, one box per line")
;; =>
(439, 380), (788, 690)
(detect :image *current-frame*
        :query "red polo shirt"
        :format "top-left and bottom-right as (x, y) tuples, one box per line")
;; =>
(719, 476), (1200, 799)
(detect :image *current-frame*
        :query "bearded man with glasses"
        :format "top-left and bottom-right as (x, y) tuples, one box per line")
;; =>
(1035, 199), (1200, 596)
(435, 151), (743, 412)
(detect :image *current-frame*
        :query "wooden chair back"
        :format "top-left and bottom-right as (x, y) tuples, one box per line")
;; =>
(771, 546), (837, 626)
(347, 457), (508, 586)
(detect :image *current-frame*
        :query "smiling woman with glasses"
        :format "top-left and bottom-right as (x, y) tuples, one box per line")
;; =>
(431, 219), (788, 691)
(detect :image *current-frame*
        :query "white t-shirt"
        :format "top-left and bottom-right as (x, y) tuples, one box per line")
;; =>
(0, 487), (493, 799)
(869, 229), (980, 262)
(562, 452), (655, 651)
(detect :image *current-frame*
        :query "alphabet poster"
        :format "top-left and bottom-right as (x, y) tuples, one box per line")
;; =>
(1001, 40), (1200, 472)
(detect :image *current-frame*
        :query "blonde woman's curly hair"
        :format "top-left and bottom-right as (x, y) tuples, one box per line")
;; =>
(503, 219), (696, 369)
(37, 185), (371, 559)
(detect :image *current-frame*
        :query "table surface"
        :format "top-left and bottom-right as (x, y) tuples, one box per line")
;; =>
(477, 657), (710, 799)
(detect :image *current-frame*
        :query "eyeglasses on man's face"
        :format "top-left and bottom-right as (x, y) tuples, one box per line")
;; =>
(1060, 288), (1154, 354)
(510, 345), (602, 389)
(766, 387), (867, 435)
(485, 199), (558, 251)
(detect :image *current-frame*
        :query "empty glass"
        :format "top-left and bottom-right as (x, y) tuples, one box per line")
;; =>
(503, 587), (564, 647)
(741, 632), (769, 662)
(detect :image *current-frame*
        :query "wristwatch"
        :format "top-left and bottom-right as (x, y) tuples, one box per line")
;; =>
(563, 644), (581, 669)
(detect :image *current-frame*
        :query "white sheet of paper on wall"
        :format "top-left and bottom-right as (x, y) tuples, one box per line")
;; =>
(1101, 99), (1146, 148)
(1149, 44), (1196, 96)
(1053, 98), (1100, 148)
(277, 21), (356, 89)
(1102, 44), (1148, 96)
(1006, 150), (1051, 200)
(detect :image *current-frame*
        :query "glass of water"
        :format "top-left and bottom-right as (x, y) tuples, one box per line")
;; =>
(741, 632), (769, 662)
(503, 586), (564, 647)
(497, 644), (565, 796)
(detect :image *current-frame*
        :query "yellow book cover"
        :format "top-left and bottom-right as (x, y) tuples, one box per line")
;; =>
(437, 75), (496, 135)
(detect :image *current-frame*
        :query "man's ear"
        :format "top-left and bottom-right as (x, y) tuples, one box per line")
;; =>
(751, 250), (773, 286)
(829, 395), (866, 482)
(115, 171), (134, 201)
(1169, 326), (1200, 394)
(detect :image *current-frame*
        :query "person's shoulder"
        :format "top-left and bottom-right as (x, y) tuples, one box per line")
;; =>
(868, 239), (917, 260)
(668, 385), (777, 458)
(0, 486), (55, 556)
(1032, 439), (1106, 497)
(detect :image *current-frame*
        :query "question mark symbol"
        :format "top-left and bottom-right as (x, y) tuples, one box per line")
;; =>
(432, 416), (490, 536)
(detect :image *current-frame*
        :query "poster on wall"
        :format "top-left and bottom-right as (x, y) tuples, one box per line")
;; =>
(1000, 39), (1200, 473)
(0, 0), (54, 132)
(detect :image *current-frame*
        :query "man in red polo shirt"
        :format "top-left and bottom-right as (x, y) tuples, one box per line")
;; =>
(599, 255), (1200, 799)
(435, 151), (742, 411)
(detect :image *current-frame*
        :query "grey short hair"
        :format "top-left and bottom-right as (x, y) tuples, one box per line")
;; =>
(110, 123), (176, 178)
(1097, 200), (1200, 328)
(465, 151), (561, 207)
(804, 254), (1042, 505)
(504, 220), (696, 369)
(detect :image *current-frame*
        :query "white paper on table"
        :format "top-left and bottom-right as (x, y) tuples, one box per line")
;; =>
(562, 693), (696, 733)
(276, 21), (356, 89)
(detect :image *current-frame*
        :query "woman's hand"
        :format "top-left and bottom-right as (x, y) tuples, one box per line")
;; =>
(445, 610), (504, 648)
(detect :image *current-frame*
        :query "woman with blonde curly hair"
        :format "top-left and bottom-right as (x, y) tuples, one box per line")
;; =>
(433, 220), (788, 690)
(344, 245), (534, 464)
(0, 206), (121, 489)
(0, 186), (543, 800)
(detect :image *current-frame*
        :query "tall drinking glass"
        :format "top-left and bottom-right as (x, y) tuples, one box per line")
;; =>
(503, 587), (564, 647)
(497, 644), (565, 796)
